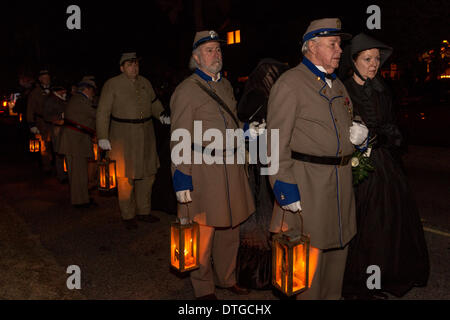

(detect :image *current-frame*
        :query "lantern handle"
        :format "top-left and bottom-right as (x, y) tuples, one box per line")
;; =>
(178, 203), (191, 225)
(280, 209), (304, 235)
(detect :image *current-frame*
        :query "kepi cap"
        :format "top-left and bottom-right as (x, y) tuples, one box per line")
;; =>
(119, 52), (140, 65)
(78, 78), (97, 89)
(192, 30), (225, 50)
(303, 18), (352, 42)
(38, 69), (50, 76)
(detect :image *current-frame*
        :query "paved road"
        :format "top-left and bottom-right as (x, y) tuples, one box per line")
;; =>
(0, 116), (448, 300)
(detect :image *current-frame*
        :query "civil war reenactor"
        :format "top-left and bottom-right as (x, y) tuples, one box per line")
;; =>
(27, 69), (52, 173)
(266, 18), (368, 299)
(43, 81), (67, 182)
(170, 30), (255, 299)
(59, 78), (97, 208)
(96, 52), (169, 229)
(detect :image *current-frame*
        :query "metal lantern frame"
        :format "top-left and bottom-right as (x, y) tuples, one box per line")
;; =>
(29, 137), (41, 153)
(98, 157), (117, 192)
(170, 219), (200, 273)
(272, 211), (311, 296)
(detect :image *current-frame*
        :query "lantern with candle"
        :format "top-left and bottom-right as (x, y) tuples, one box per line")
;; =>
(272, 212), (311, 296)
(98, 157), (117, 192)
(29, 136), (40, 153)
(170, 219), (200, 273)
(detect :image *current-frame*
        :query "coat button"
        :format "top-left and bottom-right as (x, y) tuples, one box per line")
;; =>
(338, 150), (342, 155)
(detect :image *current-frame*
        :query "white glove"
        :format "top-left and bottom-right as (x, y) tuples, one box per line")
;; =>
(176, 190), (192, 203)
(30, 127), (40, 134)
(349, 121), (369, 146)
(160, 115), (171, 125)
(179, 217), (191, 225)
(249, 120), (266, 138)
(98, 139), (112, 150)
(282, 201), (302, 213)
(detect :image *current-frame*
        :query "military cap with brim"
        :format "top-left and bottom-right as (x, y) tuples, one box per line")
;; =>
(119, 52), (141, 65)
(77, 79), (97, 89)
(303, 18), (352, 42)
(38, 69), (50, 76)
(192, 30), (225, 50)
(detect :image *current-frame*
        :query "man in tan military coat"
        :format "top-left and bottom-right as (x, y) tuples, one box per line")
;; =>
(170, 31), (255, 299)
(97, 52), (167, 229)
(43, 83), (67, 182)
(59, 79), (97, 207)
(267, 18), (368, 299)
(27, 69), (52, 172)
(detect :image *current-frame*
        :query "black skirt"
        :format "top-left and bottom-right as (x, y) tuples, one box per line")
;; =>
(343, 146), (430, 297)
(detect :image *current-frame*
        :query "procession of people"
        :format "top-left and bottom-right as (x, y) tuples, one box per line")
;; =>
(19, 17), (429, 300)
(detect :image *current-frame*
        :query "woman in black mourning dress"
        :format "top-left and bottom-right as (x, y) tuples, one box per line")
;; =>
(340, 33), (429, 299)
(235, 59), (289, 289)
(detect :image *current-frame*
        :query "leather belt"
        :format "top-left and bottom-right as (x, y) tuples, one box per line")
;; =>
(291, 151), (352, 166)
(64, 119), (96, 137)
(111, 115), (153, 124)
(191, 143), (238, 157)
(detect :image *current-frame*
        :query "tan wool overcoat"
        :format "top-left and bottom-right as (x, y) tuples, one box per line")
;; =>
(170, 72), (255, 228)
(59, 92), (96, 157)
(43, 94), (66, 154)
(267, 60), (357, 250)
(27, 85), (50, 136)
(96, 73), (164, 179)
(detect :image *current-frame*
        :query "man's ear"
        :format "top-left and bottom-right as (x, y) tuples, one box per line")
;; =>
(120, 65), (124, 73)
(308, 39), (318, 55)
(192, 53), (201, 66)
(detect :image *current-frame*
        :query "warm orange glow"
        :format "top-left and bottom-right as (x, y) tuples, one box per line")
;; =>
(29, 138), (40, 152)
(2, 101), (6, 107)
(19, 114), (22, 122)
(307, 247), (319, 287)
(93, 143), (98, 161)
(238, 76), (249, 82)
(439, 74), (450, 79)
(98, 158), (117, 191)
(227, 31), (234, 45)
(274, 241), (285, 289)
(235, 30), (241, 43)
(273, 231), (312, 296)
(443, 40), (448, 44)
(170, 222), (199, 272)
(108, 161), (116, 188)
(63, 157), (67, 173)
(99, 165), (106, 188)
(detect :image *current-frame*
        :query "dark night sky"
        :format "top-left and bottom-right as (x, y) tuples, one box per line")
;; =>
(0, 0), (449, 91)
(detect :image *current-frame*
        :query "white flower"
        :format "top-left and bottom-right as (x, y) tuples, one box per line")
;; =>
(351, 157), (360, 167)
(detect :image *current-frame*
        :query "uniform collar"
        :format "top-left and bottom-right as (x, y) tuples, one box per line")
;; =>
(195, 68), (222, 82)
(302, 56), (337, 83)
(77, 91), (90, 100)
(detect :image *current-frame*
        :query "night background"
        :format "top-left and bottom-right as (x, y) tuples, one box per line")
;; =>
(0, 0), (448, 302)
(1, 0), (448, 91)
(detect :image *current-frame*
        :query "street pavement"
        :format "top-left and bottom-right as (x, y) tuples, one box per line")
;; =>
(0, 116), (448, 300)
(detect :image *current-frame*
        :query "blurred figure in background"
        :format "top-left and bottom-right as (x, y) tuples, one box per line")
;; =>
(27, 69), (52, 173)
(59, 79), (97, 208)
(235, 58), (289, 289)
(43, 82), (67, 183)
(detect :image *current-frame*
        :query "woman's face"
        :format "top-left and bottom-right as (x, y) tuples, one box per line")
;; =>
(354, 48), (381, 80)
